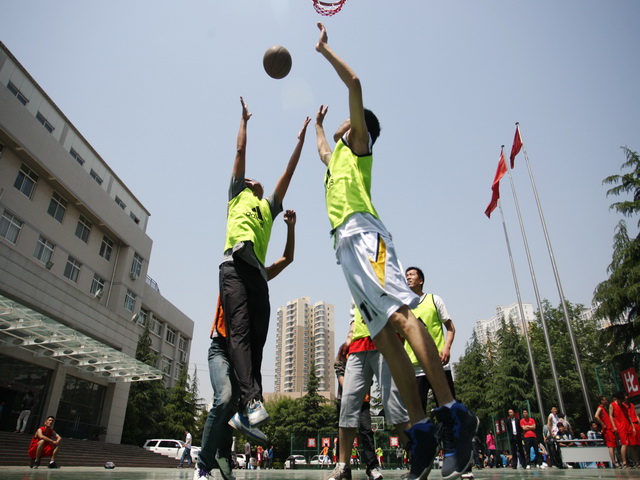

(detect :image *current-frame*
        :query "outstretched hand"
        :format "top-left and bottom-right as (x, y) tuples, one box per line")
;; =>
(298, 117), (311, 140)
(316, 105), (329, 126)
(283, 209), (297, 226)
(316, 22), (328, 52)
(240, 96), (252, 121)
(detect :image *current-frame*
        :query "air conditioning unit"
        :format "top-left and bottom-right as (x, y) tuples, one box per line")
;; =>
(129, 272), (139, 280)
(94, 289), (104, 300)
(131, 314), (140, 323)
(45, 261), (54, 270)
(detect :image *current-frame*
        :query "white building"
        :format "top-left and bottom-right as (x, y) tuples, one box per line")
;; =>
(273, 297), (335, 400)
(0, 42), (193, 443)
(474, 302), (536, 344)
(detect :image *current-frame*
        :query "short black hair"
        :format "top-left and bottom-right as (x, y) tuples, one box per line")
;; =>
(46, 416), (55, 421)
(364, 109), (381, 146)
(406, 266), (424, 282)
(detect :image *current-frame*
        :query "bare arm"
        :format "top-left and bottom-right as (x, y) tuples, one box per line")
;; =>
(594, 407), (605, 429)
(273, 117), (311, 203)
(36, 429), (60, 445)
(315, 105), (332, 166)
(441, 319), (455, 364)
(609, 404), (617, 432)
(266, 210), (296, 281)
(315, 22), (368, 155)
(232, 97), (252, 180)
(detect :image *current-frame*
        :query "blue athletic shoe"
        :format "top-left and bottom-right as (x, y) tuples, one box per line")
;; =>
(434, 402), (479, 480)
(228, 412), (268, 445)
(403, 420), (438, 480)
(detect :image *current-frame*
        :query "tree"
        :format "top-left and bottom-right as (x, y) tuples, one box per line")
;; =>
(594, 147), (640, 351)
(122, 322), (167, 445)
(162, 366), (198, 439)
(454, 331), (493, 422)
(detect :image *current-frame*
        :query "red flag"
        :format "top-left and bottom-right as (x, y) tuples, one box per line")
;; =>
(510, 125), (523, 168)
(485, 149), (507, 218)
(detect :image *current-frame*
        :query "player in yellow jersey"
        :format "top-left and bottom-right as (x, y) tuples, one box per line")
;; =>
(314, 23), (477, 480)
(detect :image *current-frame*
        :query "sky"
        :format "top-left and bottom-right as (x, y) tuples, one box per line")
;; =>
(2, 0), (639, 404)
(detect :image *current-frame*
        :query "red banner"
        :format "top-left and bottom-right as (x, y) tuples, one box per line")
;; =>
(307, 438), (316, 448)
(622, 367), (640, 397)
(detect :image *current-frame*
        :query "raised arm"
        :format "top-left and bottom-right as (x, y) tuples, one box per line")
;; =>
(273, 117), (311, 203)
(315, 22), (368, 154)
(315, 105), (332, 166)
(266, 210), (296, 281)
(232, 97), (252, 180)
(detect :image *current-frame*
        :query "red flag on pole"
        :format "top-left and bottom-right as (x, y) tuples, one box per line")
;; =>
(485, 148), (507, 218)
(510, 124), (523, 169)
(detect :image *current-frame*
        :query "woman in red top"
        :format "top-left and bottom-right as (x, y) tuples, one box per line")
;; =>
(610, 392), (632, 467)
(595, 396), (618, 467)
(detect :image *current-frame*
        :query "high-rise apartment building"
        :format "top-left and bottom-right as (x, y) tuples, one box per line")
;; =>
(474, 302), (535, 344)
(0, 42), (193, 443)
(274, 297), (335, 400)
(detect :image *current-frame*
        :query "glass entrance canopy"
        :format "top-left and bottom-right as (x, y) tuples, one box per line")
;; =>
(0, 294), (163, 382)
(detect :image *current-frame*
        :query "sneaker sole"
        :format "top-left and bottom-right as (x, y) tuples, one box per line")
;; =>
(441, 415), (480, 480)
(228, 416), (268, 445)
(248, 410), (269, 426)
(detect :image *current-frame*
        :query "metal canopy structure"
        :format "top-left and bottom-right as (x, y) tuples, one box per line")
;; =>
(0, 295), (163, 383)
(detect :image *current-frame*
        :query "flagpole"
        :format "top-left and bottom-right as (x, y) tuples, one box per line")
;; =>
(516, 123), (594, 419)
(504, 145), (566, 416)
(497, 190), (545, 419)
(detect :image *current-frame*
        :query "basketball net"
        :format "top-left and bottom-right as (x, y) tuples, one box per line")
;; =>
(313, 0), (348, 16)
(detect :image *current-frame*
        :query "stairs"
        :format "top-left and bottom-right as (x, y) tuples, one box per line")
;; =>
(0, 430), (184, 468)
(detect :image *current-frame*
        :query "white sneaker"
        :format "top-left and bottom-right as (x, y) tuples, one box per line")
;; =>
(461, 473), (474, 479)
(526, 465), (531, 469)
(367, 466), (383, 480)
(246, 399), (269, 426)
(193, 467), (210, 479)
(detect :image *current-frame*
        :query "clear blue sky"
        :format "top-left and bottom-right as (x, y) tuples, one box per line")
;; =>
(3, 0), (639, 403)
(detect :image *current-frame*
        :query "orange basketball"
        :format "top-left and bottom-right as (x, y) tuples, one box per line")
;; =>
(263, 45), (292, 79)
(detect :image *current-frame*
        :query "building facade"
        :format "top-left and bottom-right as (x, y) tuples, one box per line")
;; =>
(0, 42), (194, 443)
(274, 297), (335, 400)
(474, 302), (536, 344)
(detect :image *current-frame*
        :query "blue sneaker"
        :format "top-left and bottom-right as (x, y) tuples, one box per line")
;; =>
(246, 398), (269, 426)
(228, 412), (268, 445)
(434, 402), (479, 480)
(193, 467), (210, 480)
(403, 420), (438, 480)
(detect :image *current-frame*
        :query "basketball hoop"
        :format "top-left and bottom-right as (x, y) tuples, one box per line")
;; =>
(312, 0), (348, 16)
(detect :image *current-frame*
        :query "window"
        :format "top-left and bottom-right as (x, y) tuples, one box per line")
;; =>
(165, 327), (176, 346)
(34, 236), (55, 264)
(47, 192), (67, 223)
(75, 215), (92, 243)
(124, 289), (137, 312)
(13, 164), (39, 199)
(69, 148), (85, 166)
(131, 253), (143, 278)
(36, 111), (54, 133)
(150, 318), (162, 336)
(99, 235), (113, 261)
(161, 356), (173, 376)
(130, 212), (140, 224)
(63, 256), (82, 283)
(7, 82), (28, 105)
(178, 336), (188, 363)
(115, 196), (126, 210)
(138, 307), (149, 327)
(89, 169), (103, 185)
(90, 274), (105, 295)
(0, 211), (23, 244)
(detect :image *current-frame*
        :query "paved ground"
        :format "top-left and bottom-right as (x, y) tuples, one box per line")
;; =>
(0, 467), (637, 480)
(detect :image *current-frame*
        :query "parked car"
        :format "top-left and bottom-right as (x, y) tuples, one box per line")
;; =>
(309, 454), (332, 466)
(142, 439), (200, 462)
(234, 453), (247, 469)
(143, 439), (183, 459)
(284, 455), (308, 468)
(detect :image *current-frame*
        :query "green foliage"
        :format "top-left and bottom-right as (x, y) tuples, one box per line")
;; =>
(161, 366), (199, 439)
(456, 299), (610, 434)
(594, 147), (640, 352)
(122, 322), (167, 445)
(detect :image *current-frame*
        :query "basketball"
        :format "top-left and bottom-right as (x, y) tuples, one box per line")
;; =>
(263, 45), (292, 79)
